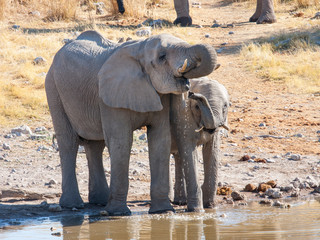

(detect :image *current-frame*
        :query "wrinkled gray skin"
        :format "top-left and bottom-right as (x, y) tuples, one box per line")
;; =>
(174, 0), (276, 26)
(170, 77), (229, 211)
(45, 30), (218, 215)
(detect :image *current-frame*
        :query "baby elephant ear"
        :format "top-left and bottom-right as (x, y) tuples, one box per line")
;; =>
(98, 43), (163, 113)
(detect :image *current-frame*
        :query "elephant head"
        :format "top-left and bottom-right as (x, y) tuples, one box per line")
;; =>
(188, 79), (229, 135)
(98, 34), (218, 113)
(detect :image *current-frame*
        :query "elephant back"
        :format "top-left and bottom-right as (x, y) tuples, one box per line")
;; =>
(76, 30), (115, 49)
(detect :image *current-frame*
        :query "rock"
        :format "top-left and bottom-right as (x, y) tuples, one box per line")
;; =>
(220, 213), (227, 218)
(244, 183), (257, 192)
(248, 159), (255, 163)
(259, 199), (272, 205)
(224, 163), (231, 167)
(118, 37), (124, 43)
(239, 155), (250, 161)
(221, 42), (228, 46)
(143, 147), (148, 152)
(205, 33), (210, 38)
(33, 56), (47, 65)
(293, 133), (304, 137)
(35, 126), (47, 133)
(29, 11), (40, 16)
(126, 37), (133, 42)
(30, 134), (47, 140)
(259, 122), (266, 127)
(3, 143), (11, 150)
(288, 154), (301, 161)
(290, 189), (300, 197)
(227, 24), (234, 28)
(266, 180), (277, 188)
(229, 31), (234, 35)
(48, 204), (62, 212)
(136, 28), (152, 37)
(217, 186), (232, 195)
(212, 23), (220, 28)
(243, 135), (253, 140)
(231, 191), (246, 201)
(12, 24), (20, 30)
(265, 188), (283, 199)
(139, 133), (147, 140)
(63, 38), (72, 44)
(314, 186), (320, 193)
(11, 125), (32, 135)
(226, 199), (234, 205)
(266, 159), (276, 163)
(258, 183), (272, 192)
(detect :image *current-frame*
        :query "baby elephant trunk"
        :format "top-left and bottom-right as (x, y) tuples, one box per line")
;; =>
(188, 91), (216, 132)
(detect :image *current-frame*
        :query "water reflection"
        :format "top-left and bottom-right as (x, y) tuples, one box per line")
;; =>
(1, 200), (320, 240)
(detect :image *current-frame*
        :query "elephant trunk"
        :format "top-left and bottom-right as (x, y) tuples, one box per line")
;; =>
(182, 44), (218, 79)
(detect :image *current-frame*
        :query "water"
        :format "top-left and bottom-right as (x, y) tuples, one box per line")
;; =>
(1, 200), (320, 240)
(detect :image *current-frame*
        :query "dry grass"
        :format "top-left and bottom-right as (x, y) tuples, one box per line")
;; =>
(240, 29), (320, 93)
(0, 0), (6, 20)
(43, 0), (79, 21)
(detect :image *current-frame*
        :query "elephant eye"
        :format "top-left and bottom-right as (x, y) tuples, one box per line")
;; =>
(158, 53), (166, 62)
(195, 104), (200, 110)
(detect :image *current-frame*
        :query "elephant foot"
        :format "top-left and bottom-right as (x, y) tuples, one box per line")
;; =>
(173, 16), (192, 27)
(106, 200), (131, 216)
(89, 192), (109, 206)
(172, 197), (187, 206)
(256, 14), (277, 24)
(186, 205), (204, 213)
(59, 193), (84, 209)
(149, 200), (175, 214)
(249, 16), (259, 22)
(203, 201), (217, 209)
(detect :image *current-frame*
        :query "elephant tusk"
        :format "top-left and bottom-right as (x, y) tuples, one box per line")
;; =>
(178, 59), (188, 73)
(221, 124), (229, 131)
(195, 126), (204, 132)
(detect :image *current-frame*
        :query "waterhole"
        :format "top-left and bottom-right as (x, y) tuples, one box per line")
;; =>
(1, 199), (320, 239)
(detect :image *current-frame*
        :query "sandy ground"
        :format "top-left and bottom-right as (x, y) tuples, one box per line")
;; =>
(0, 1), (320, 224)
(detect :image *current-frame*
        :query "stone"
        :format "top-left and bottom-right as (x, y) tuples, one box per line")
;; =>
(35, 127), (47, 133)
(224, 163), (231, 167)
(227, 24), (234, 28)
(258, 183), (272, 192)
(266, 180), (277, 188)
(229, 31), (234, 35)
(288, 154), (301, 161)
(311, 12), (320, 19)
(63, 38), (72, 44)
(231, 191), (246, 201)
(33, 56), (47, 65)
(244, 183), (257, 192)
(265, 188), (283, 199)
(126, 37), (133, 42)
(259, 122), (266, 127)
(3, 143), (11, 150)
(293, 133), (304, 137)
(205, 33), (210, 38)
(266, 159), (276, 163)
(29, 11), (40, 16)
(12, 25), (20, 30)
(48, 204), (62, 212)
(30, 134), (47, 140)
(11, 125), (32, 135)
(239, 155), (250, 161)
(139, 133), (147, 140)
(259, 199), (272, 205)
(136, 28), (152, 37)
(212, 23), (220, 28)
(291, 189), (300, 197)
(216, 48), (224, 53)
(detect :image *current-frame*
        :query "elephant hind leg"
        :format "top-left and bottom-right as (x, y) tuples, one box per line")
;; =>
(84, 140), (109, 205)
(46, 75), (83, 208)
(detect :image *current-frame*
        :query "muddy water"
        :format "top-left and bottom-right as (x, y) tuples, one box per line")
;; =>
(1, 200), (320, 240)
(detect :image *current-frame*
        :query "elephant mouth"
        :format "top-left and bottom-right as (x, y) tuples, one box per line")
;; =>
(203, 128), (216, 134)
(175, 77), (190, 91)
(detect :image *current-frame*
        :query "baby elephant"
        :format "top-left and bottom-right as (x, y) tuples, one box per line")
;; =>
(171, 77), (230, 209)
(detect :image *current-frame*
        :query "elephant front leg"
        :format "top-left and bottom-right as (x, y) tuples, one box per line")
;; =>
(173, 153), (187, 205)
(202, 136), (219, 208)
(84, 140), (109, 205)
(148, 124), (174, 214)
(105, 136), (132, 216)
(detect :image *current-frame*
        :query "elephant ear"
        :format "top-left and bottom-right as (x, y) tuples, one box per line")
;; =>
(98, 43), (163, 113)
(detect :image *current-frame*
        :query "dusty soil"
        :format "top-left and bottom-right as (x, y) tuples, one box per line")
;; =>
(0, 1), (320, 226)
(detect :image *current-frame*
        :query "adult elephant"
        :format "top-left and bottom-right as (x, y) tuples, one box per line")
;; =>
(173, 0), (276, 26)
(45, 30), (218, 215)
(170, 77), (230, 211)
